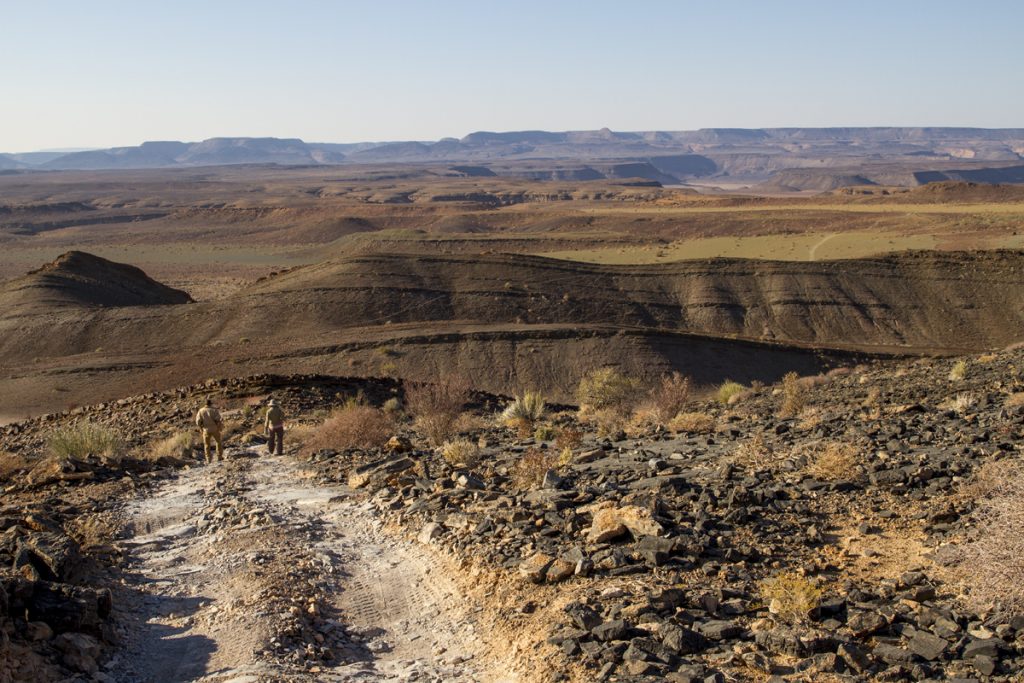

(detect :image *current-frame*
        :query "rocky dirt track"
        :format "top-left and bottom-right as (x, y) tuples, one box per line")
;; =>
(109, 447), (512, 683)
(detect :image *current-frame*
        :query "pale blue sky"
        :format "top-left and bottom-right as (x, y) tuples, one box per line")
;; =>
(1, 0), (1021, 152)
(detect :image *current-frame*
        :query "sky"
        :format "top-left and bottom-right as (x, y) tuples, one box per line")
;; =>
(1, 0), (1022, 152)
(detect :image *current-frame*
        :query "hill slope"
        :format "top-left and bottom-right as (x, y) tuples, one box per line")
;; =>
(0, 251), (192, 318)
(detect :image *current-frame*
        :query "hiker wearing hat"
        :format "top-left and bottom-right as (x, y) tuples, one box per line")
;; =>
(264, 398), (286, 455)
(195, 398), (224, 463)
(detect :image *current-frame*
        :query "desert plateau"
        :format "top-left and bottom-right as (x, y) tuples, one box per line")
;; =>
(3, 3), (1024, 682)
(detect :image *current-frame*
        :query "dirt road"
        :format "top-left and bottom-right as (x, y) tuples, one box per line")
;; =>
(106, 446), (513, 682)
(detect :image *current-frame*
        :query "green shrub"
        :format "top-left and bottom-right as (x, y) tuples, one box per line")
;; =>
(716, 380), (747, 404)
(533, 423), (557, 441)
(48, 422), (124, 461)
(500, 391), (546, 434)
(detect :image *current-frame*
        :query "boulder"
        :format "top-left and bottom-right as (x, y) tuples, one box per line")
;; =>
(348, 456), (414, 489)
(586, 504), (663, 544)
(54, 632), (101, 674)
(27, 582), (110, 634)
(519, 552), (554, 584)
(545, 557), (575, 583)
(417, 522), (443, 544)
(908, 630), (948, 661)
(385, 436), (413, 453)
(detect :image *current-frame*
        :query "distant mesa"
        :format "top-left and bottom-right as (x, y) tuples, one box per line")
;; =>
(5, 128), (1024, 191)
(0, 251), (192, 318)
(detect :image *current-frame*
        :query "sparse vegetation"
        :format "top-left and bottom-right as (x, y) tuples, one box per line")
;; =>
(307, 404), (395, 451)
(644, 372), (691, 423)
(500, 391), (546, 436)
(440, 438), (481, 469)
(48, 422), (124, 461)
(716, 380), (747, 405)
(406, 377), (471, 446)
(948, 358), (968, 381)
(576, 368), (643, 412)
(668, 411), (716, 434)
(149, 431), (197, 462)
(510, 447), (559, 490)
(760, 571), (823, 624)
(555, 427), (583, 453)
(954, 460), (1024, 618)
(805, 442), (861, 481)
(732, 433), (771, 469)
(778, 371), (808, 418)
(944, 392), (978, 414)
(533, 423), (557, 441)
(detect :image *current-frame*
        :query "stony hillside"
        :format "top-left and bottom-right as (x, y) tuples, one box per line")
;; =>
(1, 348), (1022, 681)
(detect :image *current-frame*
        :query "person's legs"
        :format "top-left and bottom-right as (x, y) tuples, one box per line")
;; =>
(212, 431), (224, 460)
(202, 430), (212, 463)
(274, 426), (284, 455)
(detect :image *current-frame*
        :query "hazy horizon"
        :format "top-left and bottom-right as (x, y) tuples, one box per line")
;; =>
(2, 0), (1023, 153)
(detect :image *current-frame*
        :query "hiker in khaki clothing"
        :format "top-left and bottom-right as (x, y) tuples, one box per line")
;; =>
(264, 398), (285, 455)
(195, 398), (224, 463)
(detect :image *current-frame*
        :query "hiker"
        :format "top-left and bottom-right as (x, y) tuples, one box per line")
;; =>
(264, 398), (285, 455)
(195, 398), (224, 463)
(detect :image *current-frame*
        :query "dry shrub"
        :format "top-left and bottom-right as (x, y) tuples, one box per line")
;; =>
(576, 368), (643, 412)
(284, 423), (318, 448)
(440, 438), (481, 468)
(761, 571), (823, 624)
(942, 392), (977, 414)
(733, 433), (772, 469)
(716, 380), (747, 405)
(954, 460), (1024, 618)
(455, 412), (490, 434)
(626, 406), (663, 436)
(406, 377), (470, 446)
(643, 372), (691, 423)
(668, 411), (716, 434)
(48, 422), (124, 461)
(555, 427), (583, 452)
(796, 407), (824, 431)
(588, 407), (629, 438)
(778, 371), (808, 418)
(149, 432), (197, 462)
(307, 404), (395, 451)
(805, 442), (860, 481)
(381, 397), (403, 415)
(510, 447), (559, 490)
(948, 359), (968, 381)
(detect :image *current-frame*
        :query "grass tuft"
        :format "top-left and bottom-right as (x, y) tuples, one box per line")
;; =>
(48, 422), (124, 461)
